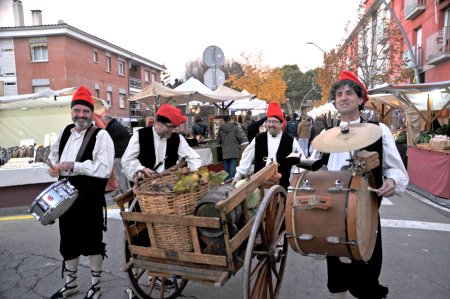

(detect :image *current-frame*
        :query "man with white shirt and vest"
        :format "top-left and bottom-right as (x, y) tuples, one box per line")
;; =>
(311, 71), (408, 299)
(122, 103), (201, 181)
(47, 86), (115, 299)
(232, 102), (304, 190)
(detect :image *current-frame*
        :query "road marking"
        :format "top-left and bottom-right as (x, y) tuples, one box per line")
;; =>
(381, 219), (450, 232)
(2, 209), (450, 233)
(381, 198), (393, 205)
(406, 190), (450, 212)
(0, 215), (33, 221)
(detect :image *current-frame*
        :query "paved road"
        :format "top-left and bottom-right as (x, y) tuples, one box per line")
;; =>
(1, 189), (449, 299)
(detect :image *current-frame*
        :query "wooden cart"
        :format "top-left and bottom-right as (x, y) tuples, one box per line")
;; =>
(114, 162), (288, 299)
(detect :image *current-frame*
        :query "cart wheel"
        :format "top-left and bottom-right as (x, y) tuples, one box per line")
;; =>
(242, 185), (288, 299)
(124, 239), (188, 299)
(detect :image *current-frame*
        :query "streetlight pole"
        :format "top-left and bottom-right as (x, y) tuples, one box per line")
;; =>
(307, 42), (325, 54)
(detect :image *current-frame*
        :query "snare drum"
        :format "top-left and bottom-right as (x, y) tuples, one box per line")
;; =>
(28, 179), (78, 225)
(286, 170), (378, 261)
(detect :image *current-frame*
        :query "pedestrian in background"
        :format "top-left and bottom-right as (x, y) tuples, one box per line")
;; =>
(247, 116), (267, 142)
(102, 114), (131, 195)
(216, 115), (249, 180)
(192, 114), (208, 140)
(285, 112), (299, 138)
(241, 114), (253, 136)
(308, 115), (326, 156)
(297, 116), (312, 157)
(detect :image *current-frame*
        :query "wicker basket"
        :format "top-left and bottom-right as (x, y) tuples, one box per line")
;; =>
(133, 171), (209, 252)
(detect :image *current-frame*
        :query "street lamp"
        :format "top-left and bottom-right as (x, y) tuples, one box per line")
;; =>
(307, 42), (325, 54)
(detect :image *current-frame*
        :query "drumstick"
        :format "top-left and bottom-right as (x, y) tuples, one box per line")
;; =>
(367, 186), (380, 193)
(36, 150), (54, 169)
(368, 185), (399, 196)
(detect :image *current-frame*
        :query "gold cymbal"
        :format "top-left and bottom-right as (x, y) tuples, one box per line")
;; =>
(312, 123), (382, 153)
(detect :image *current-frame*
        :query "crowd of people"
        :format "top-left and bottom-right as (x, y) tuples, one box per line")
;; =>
(42, 70), (407, 299)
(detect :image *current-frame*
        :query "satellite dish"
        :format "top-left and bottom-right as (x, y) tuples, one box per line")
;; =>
(203, 45), (224, 67)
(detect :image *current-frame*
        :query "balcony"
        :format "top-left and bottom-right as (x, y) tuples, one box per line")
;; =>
(129, 77), (141, 89)
(404, 0), (426, 20)
(426, 26), (450, 65)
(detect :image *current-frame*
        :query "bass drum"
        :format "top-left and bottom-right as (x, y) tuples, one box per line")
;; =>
(28, 179), (78, 225)
(285, 170), (378, 262)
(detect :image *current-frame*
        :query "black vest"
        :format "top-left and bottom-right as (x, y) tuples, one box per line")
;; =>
(59, 124), (108, 196)
(254, 132), (293, 189)
(321, 120), (384, 205)
(137, 126), (180, 170)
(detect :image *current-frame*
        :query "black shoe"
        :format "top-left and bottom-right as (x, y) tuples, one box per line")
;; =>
(83, 281), (102, 299)
(50, 284), (79, 299)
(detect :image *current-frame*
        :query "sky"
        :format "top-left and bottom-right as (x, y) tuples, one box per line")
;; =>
(0, 0), (362, 81)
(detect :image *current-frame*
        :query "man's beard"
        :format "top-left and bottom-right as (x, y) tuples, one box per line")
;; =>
(72, 116), (92, 130)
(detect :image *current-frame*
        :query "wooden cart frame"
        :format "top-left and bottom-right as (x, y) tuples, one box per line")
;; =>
(114, 162), (288, 299)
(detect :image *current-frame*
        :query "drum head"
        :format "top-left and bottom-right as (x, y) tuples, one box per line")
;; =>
(352, 176), (378, 261)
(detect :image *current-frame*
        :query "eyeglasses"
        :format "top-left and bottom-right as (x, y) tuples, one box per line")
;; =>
(161, 122), (177, 129)
(266, 119), (281, 125)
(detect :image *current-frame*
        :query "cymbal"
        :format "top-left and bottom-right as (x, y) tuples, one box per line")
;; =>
(312, 123), (382, 153)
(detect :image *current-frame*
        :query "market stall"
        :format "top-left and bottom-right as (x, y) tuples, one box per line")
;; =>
(407, 144), (450, 204)
(367, 81), (450, 206)
(128, 81), (256, 171)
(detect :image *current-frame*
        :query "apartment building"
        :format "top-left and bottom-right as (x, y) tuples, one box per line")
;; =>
(0, 1), (166, 127)
(343, 0), (450, 85)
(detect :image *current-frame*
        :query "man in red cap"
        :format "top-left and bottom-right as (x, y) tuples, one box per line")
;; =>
(232, 102), (304, 189)
(122, 103), (201, 180)
(312, 71), (408, 299)
(47, 85), (115, 299)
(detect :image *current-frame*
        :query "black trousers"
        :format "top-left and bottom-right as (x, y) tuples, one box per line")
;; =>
(326, 216), (388, 299)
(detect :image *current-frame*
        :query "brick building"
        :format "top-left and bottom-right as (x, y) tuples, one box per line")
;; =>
(0, 1), (166, 127)
(342, 0), (450, 85)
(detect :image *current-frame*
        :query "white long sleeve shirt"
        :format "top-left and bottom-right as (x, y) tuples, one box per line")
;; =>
(234, 132), (303, 180)
(312, 118), (409, 192)
(121, 127), (202, 181)
(48, 126), (114, 178)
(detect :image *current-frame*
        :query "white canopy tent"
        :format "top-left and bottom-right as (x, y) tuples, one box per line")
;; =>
(0, 88), (109, 147)
(367, 81), (450, 146)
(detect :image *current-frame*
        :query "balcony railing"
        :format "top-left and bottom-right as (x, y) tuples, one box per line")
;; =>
(426, 26), (450, 65)
(404, 0), (426, 20)
(129, 77), (141, 89)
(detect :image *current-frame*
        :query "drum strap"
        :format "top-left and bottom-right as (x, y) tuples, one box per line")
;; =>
(75, 125), (97, 162)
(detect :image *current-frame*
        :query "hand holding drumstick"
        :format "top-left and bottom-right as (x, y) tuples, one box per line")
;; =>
(367, 178), (397, 197)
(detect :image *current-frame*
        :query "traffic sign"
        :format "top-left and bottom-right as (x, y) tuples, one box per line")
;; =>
(203, 45), (224, 67)
(204, 67), (225, 91)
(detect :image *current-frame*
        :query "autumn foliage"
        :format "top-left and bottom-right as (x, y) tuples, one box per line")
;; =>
(227, 52), (287, 104)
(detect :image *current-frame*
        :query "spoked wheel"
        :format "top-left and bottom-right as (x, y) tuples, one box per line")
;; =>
(125, 238), (188, 299)
(243, 185), (288, 299)
(124, 198), (188, 299)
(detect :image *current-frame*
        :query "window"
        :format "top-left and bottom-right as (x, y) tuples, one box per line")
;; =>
(119, 93), (126, 108)
(93, 50), (98, 63)
(106, 56), (111, 72)
(118, 61), (124, 76)
(33, 85), (50, 93)
(31, 45), (48, 62)
(30, 37), (48, 62)
(107, 91), (112, 106)
(95, 89), (100, 98)
(144, 70), (150, 82)
(151, 72), (156, 82)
